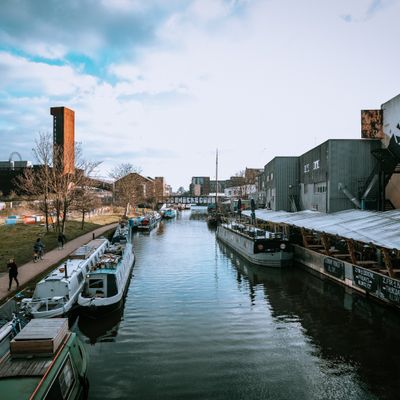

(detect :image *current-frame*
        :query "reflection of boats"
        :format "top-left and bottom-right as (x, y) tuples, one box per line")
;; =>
(78, 307), (123, 344)
(224, 243), (400, 400)
(0, 318), (88, 400)
(216, 222), (292, 267)
(78, 223), (135, 316)
(21, 239), (109, 318)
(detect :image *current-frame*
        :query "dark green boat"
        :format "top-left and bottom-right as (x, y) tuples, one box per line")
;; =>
(0, 318), (88, 400)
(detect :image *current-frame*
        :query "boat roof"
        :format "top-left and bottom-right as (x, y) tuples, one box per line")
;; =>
(0, 319), (74, 400)
(40, 238), (108, 283)
(70, 238), (108, 259)
(41, 258), (85, 282)
(243, 209), (400, 250)
(87, 251), (123, 276)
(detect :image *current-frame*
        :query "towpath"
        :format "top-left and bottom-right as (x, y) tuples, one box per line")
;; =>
(0, 223), (118, 304)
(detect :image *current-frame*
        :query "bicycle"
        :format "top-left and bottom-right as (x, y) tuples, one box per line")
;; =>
(32, 248), (44, 262)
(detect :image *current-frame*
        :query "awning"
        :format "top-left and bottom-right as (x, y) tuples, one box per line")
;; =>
(243, 209), (400, 250)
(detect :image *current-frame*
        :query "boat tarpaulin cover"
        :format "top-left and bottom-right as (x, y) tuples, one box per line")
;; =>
(243, 209), (400, 250)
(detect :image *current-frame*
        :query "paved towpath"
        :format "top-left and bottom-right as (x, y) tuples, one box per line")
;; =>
(0, 223), (118, 304)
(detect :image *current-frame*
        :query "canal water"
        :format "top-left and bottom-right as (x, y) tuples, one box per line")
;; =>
(75, 211), (400, 400)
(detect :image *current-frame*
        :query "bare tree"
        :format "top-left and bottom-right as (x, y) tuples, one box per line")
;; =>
(73, 187), (101, 229)
(51, 143), (100, 233)
(16, 132), (100, 233)
(109, 163), (143, 217)
(16, 133), (53, 231)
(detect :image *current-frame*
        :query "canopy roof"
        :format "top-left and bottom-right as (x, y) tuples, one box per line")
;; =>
(243, 209), (400, 250)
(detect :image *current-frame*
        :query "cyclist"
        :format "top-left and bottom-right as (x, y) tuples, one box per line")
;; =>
(33, 238), (45, 261)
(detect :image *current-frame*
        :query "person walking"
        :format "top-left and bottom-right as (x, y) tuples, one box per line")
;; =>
(7, 257), (19, 291)
(57, 232), (66, 250)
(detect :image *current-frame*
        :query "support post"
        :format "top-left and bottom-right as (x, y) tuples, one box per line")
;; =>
(382, 248), (395, 278)
(321, 233), (331, 256)
(346, 239), (358, 265)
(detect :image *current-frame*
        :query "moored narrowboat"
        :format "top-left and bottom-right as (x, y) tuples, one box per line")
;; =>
(216, 222), (293, 267)
(0, 318), (88, 400)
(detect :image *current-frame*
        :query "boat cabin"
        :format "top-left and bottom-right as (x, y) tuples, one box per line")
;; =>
(0, 319), (88, 400)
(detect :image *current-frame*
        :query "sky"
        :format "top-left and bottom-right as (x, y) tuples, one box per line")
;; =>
(1, 0), (400, 191)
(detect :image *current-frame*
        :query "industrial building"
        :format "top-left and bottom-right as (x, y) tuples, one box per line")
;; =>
(299, 139), (381, 213)
(263, 157), (299, 212)
(50, 106), (75, 174)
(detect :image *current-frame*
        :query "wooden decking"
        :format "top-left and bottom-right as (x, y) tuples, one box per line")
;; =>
(0, 353), (51, 377)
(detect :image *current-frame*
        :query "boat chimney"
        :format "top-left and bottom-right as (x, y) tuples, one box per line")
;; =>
(64, 262), (68, 279)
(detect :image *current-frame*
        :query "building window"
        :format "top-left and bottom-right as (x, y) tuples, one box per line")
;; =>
(270, 173), (273, 180)
(313, 160), (320, 170)
(304, 164), (310, 173)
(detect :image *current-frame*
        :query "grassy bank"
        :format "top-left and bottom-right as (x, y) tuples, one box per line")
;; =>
(0, 214), (120, 273)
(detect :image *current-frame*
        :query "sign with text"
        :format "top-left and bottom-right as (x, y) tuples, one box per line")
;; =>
(353, 266), (378, 292)
(324, 257), (344, 280)
(380, 275), (400, 305)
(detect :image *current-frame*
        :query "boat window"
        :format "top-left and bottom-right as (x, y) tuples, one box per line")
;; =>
(89, 278), (104, 289)
(45, 356), (76, 400)
(77, 272), (84, 284)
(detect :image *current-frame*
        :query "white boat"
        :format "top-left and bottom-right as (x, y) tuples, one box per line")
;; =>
(78, 223), (135, 316)
(216, 222), (293, 267)
(21, 239), (109, 318)
(161, 207), (177, 219)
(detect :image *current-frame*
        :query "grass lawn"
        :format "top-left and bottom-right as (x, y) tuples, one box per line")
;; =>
(0, 214), (121, 273)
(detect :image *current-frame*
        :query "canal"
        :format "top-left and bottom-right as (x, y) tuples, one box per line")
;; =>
(75, 211), (400, 400)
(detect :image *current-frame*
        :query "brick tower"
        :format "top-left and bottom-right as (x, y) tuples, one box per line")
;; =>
(50, 107), (75, 174)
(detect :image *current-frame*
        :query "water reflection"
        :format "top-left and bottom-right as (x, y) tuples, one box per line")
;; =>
(77, 213), (400, 400)
(78, 307), (123, 345)
(220, 242), (400, 400)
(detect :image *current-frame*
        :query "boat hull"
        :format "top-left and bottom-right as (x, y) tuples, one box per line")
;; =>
(216, 225), (292, 268)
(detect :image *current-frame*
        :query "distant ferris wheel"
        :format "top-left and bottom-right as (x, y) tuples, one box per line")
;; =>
(8, 151), (22, 162)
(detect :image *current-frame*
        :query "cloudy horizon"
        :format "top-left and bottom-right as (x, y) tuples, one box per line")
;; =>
(1, 0), (400, 190)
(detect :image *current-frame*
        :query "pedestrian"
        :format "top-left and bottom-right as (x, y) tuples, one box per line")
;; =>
(57, 232), (66, 250)
(7, 257), (19, 291)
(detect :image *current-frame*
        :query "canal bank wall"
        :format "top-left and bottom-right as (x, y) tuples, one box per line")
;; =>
(294, 244), (400, 310)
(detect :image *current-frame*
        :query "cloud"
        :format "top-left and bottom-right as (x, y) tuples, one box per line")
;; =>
(1, 0), (400, 190)
(0, 52), (98, 96)
(340, 0), (396, 22)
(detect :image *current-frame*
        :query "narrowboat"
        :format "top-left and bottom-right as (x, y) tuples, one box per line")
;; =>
(137, 214), (158, 231)
(78, 223), (135, 316)
(21, 239), (109, 318)
(216, 222), (293, 267)
(0, 318), (88, 400)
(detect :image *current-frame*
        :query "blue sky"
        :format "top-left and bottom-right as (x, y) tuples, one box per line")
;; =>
(1, 0), (400, 190)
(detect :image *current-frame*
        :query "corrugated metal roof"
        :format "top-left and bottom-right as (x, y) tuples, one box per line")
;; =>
(243, 209), (400, 250)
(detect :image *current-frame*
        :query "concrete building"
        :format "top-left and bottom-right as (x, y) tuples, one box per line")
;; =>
(50, 106), (75, 174)
(210, 179), (229, 194)
(299, 139), (381, 213)
(190, 177), (210, 195)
